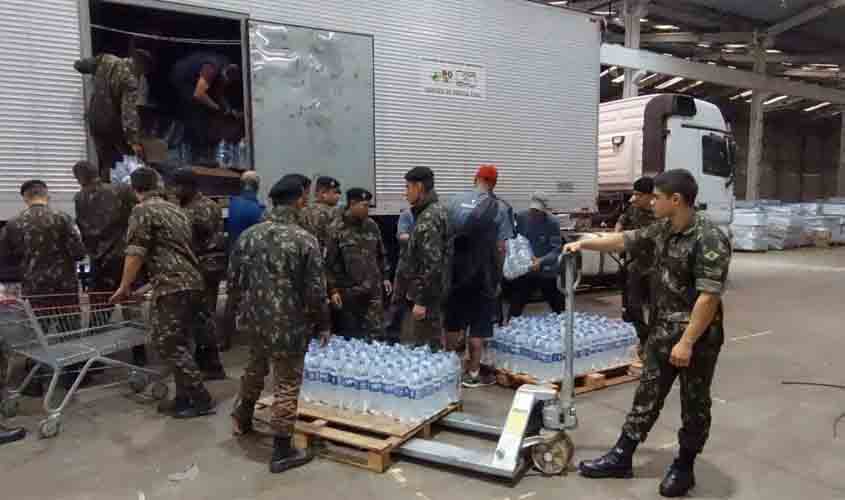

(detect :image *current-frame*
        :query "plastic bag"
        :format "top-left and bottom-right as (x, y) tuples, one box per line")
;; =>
(503, 234), (534, 281)
(111, 155), (145, 185)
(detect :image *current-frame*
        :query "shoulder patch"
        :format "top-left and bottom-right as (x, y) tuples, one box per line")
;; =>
(704, 250), (720, 261)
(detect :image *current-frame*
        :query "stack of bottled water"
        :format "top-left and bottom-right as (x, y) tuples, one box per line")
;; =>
(492, 312), (637, 382)
(300, 337), (462, 423)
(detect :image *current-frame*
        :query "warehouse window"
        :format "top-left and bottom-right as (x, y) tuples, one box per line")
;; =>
(702, 133), (732, 178)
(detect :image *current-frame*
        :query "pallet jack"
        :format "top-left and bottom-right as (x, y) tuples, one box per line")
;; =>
(396, 253), (580, 481)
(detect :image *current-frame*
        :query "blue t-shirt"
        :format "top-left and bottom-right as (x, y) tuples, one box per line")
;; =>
(225, 190), (265, 250)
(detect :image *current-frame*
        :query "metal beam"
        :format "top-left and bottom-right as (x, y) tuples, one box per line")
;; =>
(746, 46), (768, 201)
(639, 32), (754, 44)
(600, 43), (845, 104)
(571, 0), (613, 11)
(623, 0), (649, 98)
(716, 52), (845, 65)
(839, 110), (845, 196)
(647, 1), (754, 31)
(766, 0), (845, 37)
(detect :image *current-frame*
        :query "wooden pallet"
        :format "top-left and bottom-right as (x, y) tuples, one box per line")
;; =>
(254, 397), (460, 473)
(496, 361), (643, 395)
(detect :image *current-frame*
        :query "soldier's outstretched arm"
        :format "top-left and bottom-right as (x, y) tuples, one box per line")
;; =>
(564, 232), (625, 254)
(74, 57), (98, 75)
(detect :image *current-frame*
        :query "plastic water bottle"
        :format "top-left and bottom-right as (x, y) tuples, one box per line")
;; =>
(368, 364), (384, 415)
(381, 366), (397, 419)
(238, 139), (250, 168)
(327, 354), (341, 408)
(216, 140), (232, 168)
(341, 362), (357, 411)
(356, 360), (370, 414)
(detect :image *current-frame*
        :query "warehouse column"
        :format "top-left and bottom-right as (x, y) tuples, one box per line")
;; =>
(622, 0), (649, 98)
(745, 39), (769, 201)
(839, 109), (845, 196)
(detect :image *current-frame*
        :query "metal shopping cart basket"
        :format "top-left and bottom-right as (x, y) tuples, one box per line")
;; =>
(0, 292), (167, 438)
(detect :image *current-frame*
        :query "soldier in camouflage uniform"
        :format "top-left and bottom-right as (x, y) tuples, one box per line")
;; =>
(0, 180), (86, 444)
(170, 168), (226, 380)
(395, 167), (450, 350)
(326, 188), (391, 339)
(566, 169), (731, 498)
(301, 176), (341, 253)
(74, 50), (154, 182)
(72, 161), (149, 364)
(228, 177), (331, 474)
(615, 177), (658, 352)
(110, 167), (214, 419)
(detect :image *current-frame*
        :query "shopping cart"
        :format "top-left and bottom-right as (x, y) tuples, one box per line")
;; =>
(0, 292), (167, 438)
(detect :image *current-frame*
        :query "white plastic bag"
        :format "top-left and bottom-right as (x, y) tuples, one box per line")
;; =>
(503, 234), (534, 281)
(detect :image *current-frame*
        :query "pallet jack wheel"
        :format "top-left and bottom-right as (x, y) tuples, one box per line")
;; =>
(1, 397), (18, 418)
(39, 416), (61, 439)
(531, 432), (574, 476)
(128, 372), (148, 393)
(151, 382), (169, 401)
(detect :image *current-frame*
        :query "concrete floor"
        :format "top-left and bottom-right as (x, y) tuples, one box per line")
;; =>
(3, 248), (845, 500)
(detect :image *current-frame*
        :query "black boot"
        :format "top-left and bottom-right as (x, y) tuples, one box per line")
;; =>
(269, 435), (312, 474)
(158, 395), (191, 415)
(659, 449), (697, 497)
(231, 397), (256, 436)
(578, 432), (638, 479)
(0, 423), (26, 445)
(196, 346), (227, 381)
(172, 387), (216, 419)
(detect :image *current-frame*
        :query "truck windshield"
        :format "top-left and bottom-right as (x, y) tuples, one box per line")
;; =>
(702, 133), (732, 178)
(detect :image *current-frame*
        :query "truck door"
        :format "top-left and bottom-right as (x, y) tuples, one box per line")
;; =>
(665, 117), (735, 226)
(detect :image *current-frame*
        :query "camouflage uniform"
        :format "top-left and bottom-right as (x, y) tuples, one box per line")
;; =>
(395, 192), (450, 349)
(75, 181), (137, 324)
(301, 202), (340, 255)
(620, 213), (731, 453)
(618, 205), (657, 346)
(181, 194), (226, 365)
(125, 194), (207, 399)
(75, 54), (141, 182)
(0, 204), (86, 332)
(229, 205), (330, 436)
(326, 211), (388, 339)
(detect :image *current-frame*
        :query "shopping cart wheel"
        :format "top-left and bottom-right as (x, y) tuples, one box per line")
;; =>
(151, 382), (169, 401)
(39, 417), (61, 439)
(1, 398), (18, 418)
(128, 372), (149, 394)
(531, 431), (575, 476)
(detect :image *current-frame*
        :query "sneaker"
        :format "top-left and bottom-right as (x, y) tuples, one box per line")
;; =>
(462, 372), (495, 388)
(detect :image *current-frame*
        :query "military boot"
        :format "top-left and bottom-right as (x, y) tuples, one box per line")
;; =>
(659, 448), (697, 497)
(269, 435), (312, 474)
(578, 432), (638, 479)
(0, 423), (26, 445)
(172, 387), (216, 419)
(231, 397), (256, 436)
(197, 346), (227, 381)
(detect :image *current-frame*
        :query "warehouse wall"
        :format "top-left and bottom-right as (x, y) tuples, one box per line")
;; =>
(731, 113), (840, 201)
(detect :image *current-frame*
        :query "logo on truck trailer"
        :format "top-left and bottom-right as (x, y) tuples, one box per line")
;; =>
(421, 58), (486, 99)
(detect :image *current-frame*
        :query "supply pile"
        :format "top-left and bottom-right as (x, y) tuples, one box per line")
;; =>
(301, 338), (462, 423)
(731, 209), (769, 251)
(492, 312), (637, 382)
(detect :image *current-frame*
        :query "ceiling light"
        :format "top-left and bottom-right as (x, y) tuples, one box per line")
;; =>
(722, 49), (737, 53)
(593, 10), (616, 15)
(600, 66), (617, 77)
(728, 65), (738, 69)
(707, 61), (717, 65)
(697, 42), (711, 48)
(678, 80), (704, 92)
(724, 43), (747, 49)
(640, 18), (649, 22)
(730, 90), (753, 101)
(612, 74), (625, 83)
(812, 63), (840, 68)
(653, 24), (680, 30)
(804, 102), (832, 112)
(548, 1), (569, 5)
(655, 76), (684, 90)
(764, 95), (789, 105)
(766, 49), (782, 54)
(638, 73), (660, 84)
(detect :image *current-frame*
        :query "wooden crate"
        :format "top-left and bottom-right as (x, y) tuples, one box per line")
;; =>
(496, 361), (642, 395)
(254, 398), (460, 473)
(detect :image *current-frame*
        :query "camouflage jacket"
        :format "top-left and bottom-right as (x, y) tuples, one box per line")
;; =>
(396, 191), (450, 309)
(181, 194), (226, 277)
(301, 201), (340, 253)
(0, 205), (85, 295)
(619, 205), (657, 273)
(75, 181), (137, 266)
(624, 213), (731, 343)
(227, 205), (330, 353)
(125, 194), (204, 298)
(76, 54), (141, 146)
(325, 212), (387, 299)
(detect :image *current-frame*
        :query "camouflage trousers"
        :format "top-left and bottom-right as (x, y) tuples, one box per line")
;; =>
(192, 274), (223, 371)
(150, 291), (205, 396)
(90, 257), (123, 327)
(622, 324), (722, 453)
(92, 133), (128, 183)
(337, 292), (384, 340)
(238, 335), (304, 436)
(400, 302), (444, 351)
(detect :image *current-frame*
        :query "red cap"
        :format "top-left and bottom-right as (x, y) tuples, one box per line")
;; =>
(476, 164), (498, 186)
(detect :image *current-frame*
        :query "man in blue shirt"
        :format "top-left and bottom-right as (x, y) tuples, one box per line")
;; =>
(508, 192), (563, 317)
(222, 171), (265, 350)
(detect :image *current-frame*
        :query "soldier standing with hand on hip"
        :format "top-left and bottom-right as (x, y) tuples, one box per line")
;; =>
(564, 169), (731, 498)
(228, 177), (331, 474)
(110, 167), (215, 419)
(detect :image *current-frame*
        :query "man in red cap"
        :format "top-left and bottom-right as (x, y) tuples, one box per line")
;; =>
(445, 164), (514, 387)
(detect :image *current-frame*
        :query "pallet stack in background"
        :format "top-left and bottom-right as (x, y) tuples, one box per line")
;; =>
(731, 199), (845, 251)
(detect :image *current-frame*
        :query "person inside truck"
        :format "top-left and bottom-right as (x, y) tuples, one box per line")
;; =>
(169, 51), (242, 161)
(615, 177), (657, 357)
(507, 191), (564, 318)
